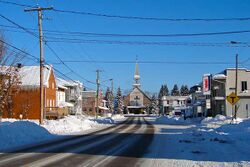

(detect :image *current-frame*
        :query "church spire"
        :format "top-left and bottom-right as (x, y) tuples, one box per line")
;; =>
(133, 57), (141, 88)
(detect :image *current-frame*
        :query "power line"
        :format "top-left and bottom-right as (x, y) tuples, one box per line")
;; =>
(1, 39), (95, 90)
(45, 38), (250, 47)
(53, 9), (250, 22)
(1, 0), (250, 22)
(2, 24), (250, 38)
(45, 43), (96, 85)
(3, 24), (250, 48)
(0, 38), (40, 62)
(0, 15), (38, 38)
(0, 14), (99, 87)
(1, 25), (250, 48)
(0, 0), (33, 8)
(48, 60), (235, 65)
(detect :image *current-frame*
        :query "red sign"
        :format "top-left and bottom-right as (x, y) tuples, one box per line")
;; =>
(203, 75), (211, 95)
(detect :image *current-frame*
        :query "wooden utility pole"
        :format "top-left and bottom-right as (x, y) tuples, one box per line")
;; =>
(96, 70), (101, 119)
(24, 7), (53, 124)
(234, 54), (239, 120)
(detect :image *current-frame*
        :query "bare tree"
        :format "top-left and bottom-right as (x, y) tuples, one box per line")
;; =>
(0, 34), (23, 121)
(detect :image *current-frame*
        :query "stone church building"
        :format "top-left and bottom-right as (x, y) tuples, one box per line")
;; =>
(124, 62), (151, 114)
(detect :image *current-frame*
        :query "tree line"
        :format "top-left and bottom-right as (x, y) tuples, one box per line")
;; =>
(158, 84), (190, 98)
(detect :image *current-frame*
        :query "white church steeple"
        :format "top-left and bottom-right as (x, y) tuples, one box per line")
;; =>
(133, 58), (141, 88)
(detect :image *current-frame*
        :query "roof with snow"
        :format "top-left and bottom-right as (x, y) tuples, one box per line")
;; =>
(162, 96), (189, 101)
(0, 65), (55, 88)
(56, 78), (83, 88)
(82, 90), (96, 98)
(213, 73), (227, 79)
(18, 65), (53, 87)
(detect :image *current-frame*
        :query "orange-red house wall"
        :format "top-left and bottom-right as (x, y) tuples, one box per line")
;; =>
(3, 69), (57, 120)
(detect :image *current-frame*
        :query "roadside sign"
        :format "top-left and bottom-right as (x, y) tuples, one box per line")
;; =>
(203, 74), (212, 95)
(206, 99), (211, 109)
(226, 92), (239, 105)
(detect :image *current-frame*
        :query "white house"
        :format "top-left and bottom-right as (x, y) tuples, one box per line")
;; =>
(56, 78), (83, 115)
(162, 95), (190, 114)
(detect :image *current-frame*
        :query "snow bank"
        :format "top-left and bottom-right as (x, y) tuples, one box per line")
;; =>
(0, 120), (55, 151)
(42, 115), (98, 135)
(201, 115), (228, 124)
(43, 115), (125, 135)
(200, 114), (250, 148)
(201, 114), (243, 129)
(155, 115), (193, 125)
(0, 114), (125, 151)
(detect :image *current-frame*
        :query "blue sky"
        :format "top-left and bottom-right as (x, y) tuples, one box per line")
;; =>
(0, 0), (250, 94)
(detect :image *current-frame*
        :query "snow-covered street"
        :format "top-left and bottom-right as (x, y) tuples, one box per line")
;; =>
(0, 115), (250, 167)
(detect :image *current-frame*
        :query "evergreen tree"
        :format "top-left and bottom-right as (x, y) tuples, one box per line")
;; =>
(158, 85), (163, 100)
(115, 87), (123, 114)
(150, 94), (158, 114)
(180, 85), (190, 96)
(162, 84), (169, 96)
(158, 85), (164, 107)
(105, 87), (114, 113)
(158, 84), (169, 100)
(180, 85), (185, 96)
(171, 84), (180, 96)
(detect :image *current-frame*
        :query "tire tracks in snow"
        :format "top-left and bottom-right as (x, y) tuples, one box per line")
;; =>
(0, 117), (134, 166)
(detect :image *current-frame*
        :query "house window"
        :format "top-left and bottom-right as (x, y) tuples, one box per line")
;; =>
(134, 96), (140, 100)
(52, 82), (54, 89)
(50, 100), (52, 108)
(241, 81), (247, 92)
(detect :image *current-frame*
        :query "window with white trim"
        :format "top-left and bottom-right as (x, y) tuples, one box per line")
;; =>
(241, 81), (247, 91)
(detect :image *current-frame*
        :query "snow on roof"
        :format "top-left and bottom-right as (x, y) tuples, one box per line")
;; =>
(213, 73), (227, 79)
(56, 77), (83, 88)
(82, 91), (96, 97)
(226, 68), (248, 71)
(58, 101), (74, 108)
(18, 65), (52, 87)
(162, 96), (189, 101)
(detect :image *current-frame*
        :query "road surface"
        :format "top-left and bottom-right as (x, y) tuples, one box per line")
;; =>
(0, 116), (155, 167)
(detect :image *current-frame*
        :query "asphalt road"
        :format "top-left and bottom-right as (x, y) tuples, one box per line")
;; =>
(0, 116), (155, 167)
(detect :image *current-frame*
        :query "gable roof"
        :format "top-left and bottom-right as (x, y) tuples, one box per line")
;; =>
(18, 65), (53, 87)
(131, 86), (151, 101)
(0, 65), (54, 88)
(56, 77), (83, 88)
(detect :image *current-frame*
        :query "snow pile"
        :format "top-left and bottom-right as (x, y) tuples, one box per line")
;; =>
(43, 115), (125, 135)
(0, 114), (125, 151)
(201, 115), (228, 124)
(201, 114), (243, 128)
(155, 115), (192, 125)
(215, 117), (250, 141)
(0, 120), (55, 151)
(42, 115), (98, 135)
(111, 114), (125, 121)
(199, 115), (250, 154)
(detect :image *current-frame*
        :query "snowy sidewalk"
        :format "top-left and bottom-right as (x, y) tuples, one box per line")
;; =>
(0, 115), (125, 152)
(143, 115), (250, 167)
